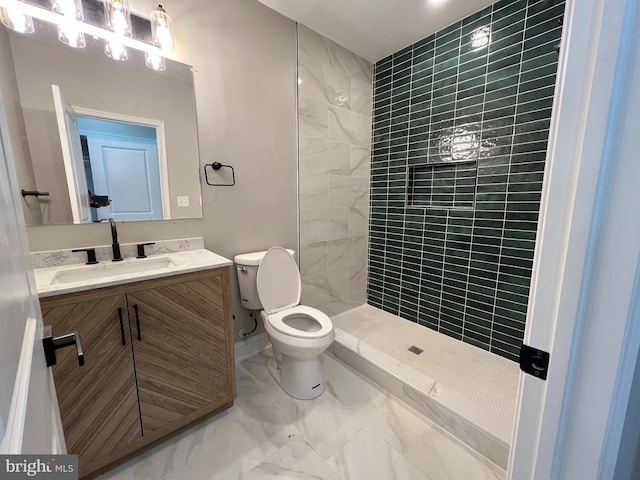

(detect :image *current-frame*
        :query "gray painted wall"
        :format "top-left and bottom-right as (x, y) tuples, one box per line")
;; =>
(0, 27), (42, 226)
(9, 30), (201, 224)
(25, 0), (299, 341)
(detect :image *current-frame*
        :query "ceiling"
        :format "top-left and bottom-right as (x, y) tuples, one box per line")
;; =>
(256, 0), (498, 63)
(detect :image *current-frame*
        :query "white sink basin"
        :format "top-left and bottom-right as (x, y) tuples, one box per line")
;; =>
(50, 257), (175, 285)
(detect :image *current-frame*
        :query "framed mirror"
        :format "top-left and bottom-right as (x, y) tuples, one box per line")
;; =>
(0, 17), (202, 225)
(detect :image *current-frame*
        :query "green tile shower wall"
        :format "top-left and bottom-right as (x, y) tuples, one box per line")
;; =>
(367, 0), (565, 362)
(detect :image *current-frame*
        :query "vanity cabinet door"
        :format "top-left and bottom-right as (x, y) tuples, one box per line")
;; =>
(126, 270), (232, 434)
(40, 294), (143, 471)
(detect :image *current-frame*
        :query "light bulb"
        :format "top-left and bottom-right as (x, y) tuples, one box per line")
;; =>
(105, 40), (127, 61)
(145, 50), (166, 71)
(51, 0), (83, 20)
(150, 5), (174, 53)
(0, 3), (34, 34)
(57, 23), (85, 48)
(105, 0), (132, 37)
(103, 0), (131, 61)
(51, 0), (85, 47)
(112, 9), (126, 33)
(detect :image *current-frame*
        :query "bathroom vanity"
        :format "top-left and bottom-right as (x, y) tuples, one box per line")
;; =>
(34, 243), (235, 479)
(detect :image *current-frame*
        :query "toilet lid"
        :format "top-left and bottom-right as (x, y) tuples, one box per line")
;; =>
(256, 246), (301, 314)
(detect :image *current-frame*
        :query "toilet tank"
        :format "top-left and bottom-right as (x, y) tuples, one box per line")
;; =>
(234, 249), (295, 311)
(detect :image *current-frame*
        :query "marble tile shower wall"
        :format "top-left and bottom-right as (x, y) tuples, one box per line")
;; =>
(297, 25), (373, 315)
(368, 0), (565, 362)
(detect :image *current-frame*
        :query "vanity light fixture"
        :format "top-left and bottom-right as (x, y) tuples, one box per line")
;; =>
(0, 0), (175, 72)
(104, 34), (127, 59)
(145, 4), (174, 71)
(0, 0), (33, 33)
(150, 4), (174, 53)
(104, 0), (131, 61)
(145, 50), (165, 71)
(105, 0), (131, 36)
(51, 0), (85, 48)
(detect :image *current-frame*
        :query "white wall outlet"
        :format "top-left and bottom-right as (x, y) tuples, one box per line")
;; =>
(177, 196), (189, 207)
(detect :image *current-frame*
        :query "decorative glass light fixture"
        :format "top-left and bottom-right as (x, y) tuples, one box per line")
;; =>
(150, 4), (174, 53)
(104, 0), (132, 61)
(105, 0), (131, 36)
(0, 0), (34, 34)
(51, 0), (85, 48)
(0, 0), (176, 72)
(145, 50), (165, 71)
(104, 37), (127, 60)
(145, 5), (174, 71)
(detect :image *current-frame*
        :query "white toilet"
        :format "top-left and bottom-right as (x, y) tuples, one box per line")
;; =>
(234, 247), (335, 399)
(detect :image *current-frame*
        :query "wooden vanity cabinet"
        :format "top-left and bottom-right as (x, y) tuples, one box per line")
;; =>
(40, 295), (142, 464)
(127, 274), (231, 434)
(40, 267), (235, 480)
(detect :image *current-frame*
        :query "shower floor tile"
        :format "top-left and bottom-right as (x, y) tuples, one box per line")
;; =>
(98, 350), (504, 480)
(332, 304), (520, 421)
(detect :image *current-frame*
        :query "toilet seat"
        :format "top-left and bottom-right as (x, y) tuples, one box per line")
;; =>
(266, 305), (333, 339)
(257, 246), (333, 340)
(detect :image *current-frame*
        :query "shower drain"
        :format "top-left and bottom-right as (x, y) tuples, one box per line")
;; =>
(408, 345), (424, 355)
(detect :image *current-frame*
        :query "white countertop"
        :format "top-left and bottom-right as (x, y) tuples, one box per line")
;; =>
(35, 249), (233, 298)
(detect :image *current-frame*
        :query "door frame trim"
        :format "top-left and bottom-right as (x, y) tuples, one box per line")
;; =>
(508, 0), (640, 477)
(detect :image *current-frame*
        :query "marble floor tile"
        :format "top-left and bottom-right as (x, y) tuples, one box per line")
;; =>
(326, 426), (432, 480)
(406, 425), (505, 480)
(365, 396), (433, 453)
(393, 455), (436, 480)
(244, 350), (385, 460)
(241, 351), (300, 420)
(99, 351), (504, 480)
(99, 374), (300, 480)
(245, 438), (342, 480)
(161, 440), (256, 480)
(286, 369), (381, 459)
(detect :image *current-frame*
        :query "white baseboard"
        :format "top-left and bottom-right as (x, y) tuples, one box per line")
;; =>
(235, 333), (270, 363)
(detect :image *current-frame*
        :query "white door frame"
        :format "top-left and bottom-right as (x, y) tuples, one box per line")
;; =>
(73, 106), (172, 220)
(509, 0), (640, 478)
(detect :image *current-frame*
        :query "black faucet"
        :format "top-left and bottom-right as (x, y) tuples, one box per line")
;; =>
(109, 218), (123, 262)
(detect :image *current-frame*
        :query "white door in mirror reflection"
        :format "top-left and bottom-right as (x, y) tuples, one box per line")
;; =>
(79, 119), (164, 222)
(53, 84), (170, 223)
(52, 84), (91, 224)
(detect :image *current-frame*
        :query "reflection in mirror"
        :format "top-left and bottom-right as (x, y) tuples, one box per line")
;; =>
(78, 116), (166, 222)
(0, 18), (202, 225)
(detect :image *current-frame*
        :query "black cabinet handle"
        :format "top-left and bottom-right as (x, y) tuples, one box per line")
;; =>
(134, 304), (141, 341)
(117, 308), (125, 346)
